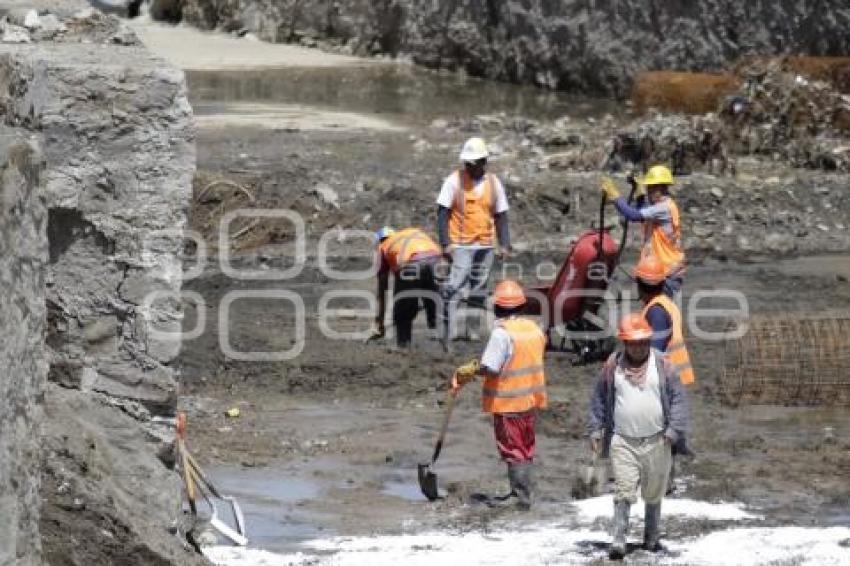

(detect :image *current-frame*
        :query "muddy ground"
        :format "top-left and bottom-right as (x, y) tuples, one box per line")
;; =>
(171, 68), (850, 563)
(118, 19), (850, 563)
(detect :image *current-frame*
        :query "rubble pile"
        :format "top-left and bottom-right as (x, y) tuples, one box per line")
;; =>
(720, 60), (850, 171)
(0, 6), (138, 45)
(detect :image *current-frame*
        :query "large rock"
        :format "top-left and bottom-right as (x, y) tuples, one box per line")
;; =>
(0, 39), (196, 414)
(0, 130), (48, 566)
(0, 5), (197, 562)
(178, 0), (850, 96)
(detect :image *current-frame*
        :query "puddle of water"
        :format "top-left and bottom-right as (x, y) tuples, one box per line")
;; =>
(187, 65), (622, 127)
(381, 481), (429, 501)
(205, 467), (329, 552)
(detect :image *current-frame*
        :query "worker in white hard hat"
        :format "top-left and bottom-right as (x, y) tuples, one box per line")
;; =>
(436, 137), (512, 351)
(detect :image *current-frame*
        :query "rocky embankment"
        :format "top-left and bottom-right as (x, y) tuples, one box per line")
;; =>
(178, 0), (850, 96)
(0, 1), (201, 564)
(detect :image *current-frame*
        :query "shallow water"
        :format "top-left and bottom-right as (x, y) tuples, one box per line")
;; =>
(187, 64), (622, 127)
(206, 467), (331, 552)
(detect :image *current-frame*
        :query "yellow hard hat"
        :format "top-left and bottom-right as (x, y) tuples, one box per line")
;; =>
(640, 165), (674, 186)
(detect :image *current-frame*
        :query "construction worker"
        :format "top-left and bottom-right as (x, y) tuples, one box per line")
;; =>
(437, 137), (511, 350)
(634, 255), (696, 492)
(600, 165), (685, 297)
(451, 280), (546, 510)
(633, 255), (695, 386)
(373, 227), (441, 348)
(587, 314), (688, 559)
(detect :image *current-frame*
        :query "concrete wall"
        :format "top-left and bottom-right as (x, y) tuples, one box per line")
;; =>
(180, 0), (850, 96)
(0, 130), (47, 566)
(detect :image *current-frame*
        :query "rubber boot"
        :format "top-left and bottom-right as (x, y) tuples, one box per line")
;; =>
(643, 502), (662, 552)
(609, 500), (630, 560)
(472, 464), (516, 506)
(511, 462), (533, 510)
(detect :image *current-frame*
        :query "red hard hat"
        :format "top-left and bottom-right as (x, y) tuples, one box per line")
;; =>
(493, 280), (526, 308)
(633, 256), (667, 285)
(618, 313), (653, 342)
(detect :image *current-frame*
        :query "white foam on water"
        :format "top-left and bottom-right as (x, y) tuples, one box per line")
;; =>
(571, 495), (760, 522)
(669, 526), (850, 565)
(202, 498), (848, 566)
(205, 524), (850, 566)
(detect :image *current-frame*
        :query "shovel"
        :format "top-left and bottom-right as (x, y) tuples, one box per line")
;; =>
(572, 450), (605, 500)
(418, 390), (457, 501)
(176, 413), (248, 547)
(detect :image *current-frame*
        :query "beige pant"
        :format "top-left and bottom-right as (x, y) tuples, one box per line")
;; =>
(611, 433), (671, 504)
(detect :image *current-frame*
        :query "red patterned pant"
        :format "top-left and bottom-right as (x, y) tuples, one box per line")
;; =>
(493, 411), (536, 464)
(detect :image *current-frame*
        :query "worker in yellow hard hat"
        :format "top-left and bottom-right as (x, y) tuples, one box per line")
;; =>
(600, 165), (686, 296)
(451, 280), (546, 510)
(436, 137), (512, 351)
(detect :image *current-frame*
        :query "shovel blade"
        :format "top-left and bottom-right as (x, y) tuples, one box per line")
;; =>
(418, 463), (439, 501)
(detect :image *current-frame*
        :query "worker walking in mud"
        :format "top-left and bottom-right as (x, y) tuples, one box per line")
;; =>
(372, 227), (442, 348)
(587, 314), (688, 559)
(600, 165), (686, 297)
(451, 280), (546, 510)
(634, 255), (696, 492)
(437, 137), (512, 351)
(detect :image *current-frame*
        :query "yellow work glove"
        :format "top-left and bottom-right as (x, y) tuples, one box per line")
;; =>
(599, 177), (621, 201)
(450, 359), (480, 393)
(635, 182), (647, 198)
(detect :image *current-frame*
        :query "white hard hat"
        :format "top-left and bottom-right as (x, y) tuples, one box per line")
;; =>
(459, 137), (489, 162)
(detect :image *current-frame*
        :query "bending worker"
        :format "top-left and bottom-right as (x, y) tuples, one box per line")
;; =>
(373, 227), (441, 348)
(600, 165), (685, 296)
(451, 280), (546, 510)
(587, 314), (688, 559)
(437, 137), (511, 349)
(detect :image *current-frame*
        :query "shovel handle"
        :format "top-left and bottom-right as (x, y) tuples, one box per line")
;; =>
(430, 390), (456, 465)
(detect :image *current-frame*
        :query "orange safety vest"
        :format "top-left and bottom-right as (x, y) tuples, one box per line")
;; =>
(448, 170), (496, 246)
(642, 294), (695, 385)
(482, 318), (547, 414)
(641, 197), (685, 276)
(379, 228), (440, 273)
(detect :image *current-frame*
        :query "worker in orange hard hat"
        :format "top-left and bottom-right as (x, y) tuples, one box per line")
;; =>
(437, 137), (512, 352)
(600, 165), (686, 297)
(633, 256), (694, 385)
(372, 226), (442, 348)
(451, 280), (546, 510)
(633, 255), (696, 496)
(587, 313), (689, 558)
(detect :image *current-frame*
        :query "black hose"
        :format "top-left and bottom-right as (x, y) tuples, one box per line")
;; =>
(614, 173), (638, 267)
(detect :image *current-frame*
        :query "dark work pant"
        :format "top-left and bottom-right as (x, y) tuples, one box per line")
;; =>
(393, 258), (439, 346)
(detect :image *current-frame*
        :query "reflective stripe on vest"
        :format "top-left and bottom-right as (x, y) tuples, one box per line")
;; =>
(449, 170), (495, 246)
(641, 197), (685, 276)
(379, 228), (440, 273)
(482, 318), (547, 414)
(642, 294), (695, 385)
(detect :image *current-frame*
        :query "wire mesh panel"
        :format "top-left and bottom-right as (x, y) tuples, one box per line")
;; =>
(721, 313), (850, 406)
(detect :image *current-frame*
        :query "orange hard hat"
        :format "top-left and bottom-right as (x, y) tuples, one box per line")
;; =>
(633, 256), (667, 285)
(493, 280), (526, 308)
(618, 313), (653, 342)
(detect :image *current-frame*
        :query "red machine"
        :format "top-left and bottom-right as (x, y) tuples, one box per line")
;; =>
(525, 229), (620, 362)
